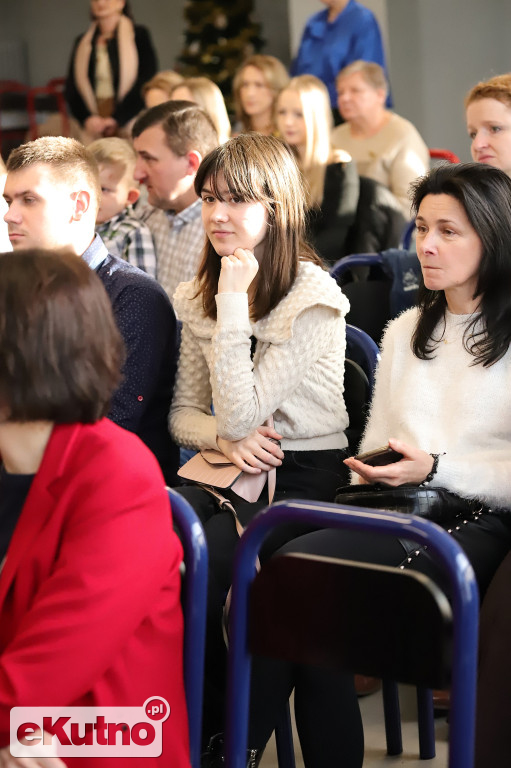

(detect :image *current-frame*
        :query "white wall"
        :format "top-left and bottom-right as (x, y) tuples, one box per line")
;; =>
(387, 0), (511, 161)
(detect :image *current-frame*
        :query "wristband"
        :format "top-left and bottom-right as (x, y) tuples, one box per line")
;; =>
(420, 452), (445, 486)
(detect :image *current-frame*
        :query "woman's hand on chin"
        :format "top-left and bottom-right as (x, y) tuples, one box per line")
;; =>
(217, 248), (259, 294)
(217, 425), (284, 473)
(344, 438), (435, 487)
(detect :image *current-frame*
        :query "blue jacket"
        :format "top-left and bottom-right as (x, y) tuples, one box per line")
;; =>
(291, 1), (388, 108)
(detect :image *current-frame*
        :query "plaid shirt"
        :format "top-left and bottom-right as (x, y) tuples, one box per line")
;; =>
(136, 198), (205, 303)
(96, 206), (157, 278)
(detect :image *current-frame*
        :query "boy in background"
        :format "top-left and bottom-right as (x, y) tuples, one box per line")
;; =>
(89, 137), (157, 278)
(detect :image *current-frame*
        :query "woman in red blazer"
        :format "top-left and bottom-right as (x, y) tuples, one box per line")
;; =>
(0, 249), (189, 767)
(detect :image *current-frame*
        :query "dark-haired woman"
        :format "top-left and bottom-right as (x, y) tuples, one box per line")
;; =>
(247, 162), (511, 768)
(0, 249), (189, 768)
(170, 133), (350, 751)
(65, 0), (157, 142)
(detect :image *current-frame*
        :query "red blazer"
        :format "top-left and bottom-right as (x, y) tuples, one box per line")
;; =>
(0, 419), (190, 767)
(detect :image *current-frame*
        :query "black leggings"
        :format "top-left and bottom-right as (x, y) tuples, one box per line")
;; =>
(175, 447), (350, 746)
(248, 508), (511, 768)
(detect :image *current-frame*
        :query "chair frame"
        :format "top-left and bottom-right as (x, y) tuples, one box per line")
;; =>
(167, 487), (209, 768)
(345, 323), (380, 392)
(225, 500), (479, 768)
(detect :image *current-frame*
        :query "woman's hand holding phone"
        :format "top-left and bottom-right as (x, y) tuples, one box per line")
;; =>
(344, 438), (435, 487)
(218, 248), (259, 294)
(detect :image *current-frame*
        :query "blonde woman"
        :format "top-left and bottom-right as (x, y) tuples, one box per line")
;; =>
(277, 74), (405, 262)
(142, 70), (184, 108)
(171, 77), (231, 144)
(276, 74), (359, 264)
(232, 54), (289, 135)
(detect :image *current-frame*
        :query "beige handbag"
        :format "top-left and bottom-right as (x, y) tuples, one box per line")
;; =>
(177, 418), (277, 505)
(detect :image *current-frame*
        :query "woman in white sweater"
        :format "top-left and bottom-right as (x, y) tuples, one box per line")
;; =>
(247, 162), (511, 768)
(170, 133), (350, 759)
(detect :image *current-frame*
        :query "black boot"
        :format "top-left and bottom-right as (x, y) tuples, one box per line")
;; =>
(201, 733), (263, 768)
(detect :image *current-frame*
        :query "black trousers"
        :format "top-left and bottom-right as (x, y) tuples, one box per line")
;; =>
(247, 507), (511, 768)
(175, 448), (349, 747)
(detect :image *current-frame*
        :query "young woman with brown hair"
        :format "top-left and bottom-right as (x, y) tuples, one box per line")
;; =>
(170, 133), (350, 757)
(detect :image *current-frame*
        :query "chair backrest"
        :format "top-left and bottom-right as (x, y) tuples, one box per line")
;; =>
(343, 358), (369, 453)
(344, 325), (379, 452)
(429, 148), (460, 164)
(26, 79), (70, 140)
(249, 553), (452, 687)
(166, 487), (208, 768)
(345, 323), (380, 392)
(225, 501), (479, 768)
(331, 253), (391, 344)
(0, 80), (29, 155)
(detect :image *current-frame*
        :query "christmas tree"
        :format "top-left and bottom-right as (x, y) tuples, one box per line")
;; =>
(176, 0), (265, 111)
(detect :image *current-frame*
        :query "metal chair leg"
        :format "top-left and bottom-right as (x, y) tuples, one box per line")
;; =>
(417, 687), (436, 760)
(382, 680), (403, 756)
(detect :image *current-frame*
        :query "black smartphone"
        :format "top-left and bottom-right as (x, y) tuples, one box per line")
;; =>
(353, 445), (403, 466)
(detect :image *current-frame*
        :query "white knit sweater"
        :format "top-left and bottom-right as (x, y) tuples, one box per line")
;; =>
(359, 307), (511, 507)
(170, 261), (350, 452)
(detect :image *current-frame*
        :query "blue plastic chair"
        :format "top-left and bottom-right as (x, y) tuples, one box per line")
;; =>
(167, 487), (208, 768)
(224, 500), (479, 768)
(330, 252), (384, 282)
(346, 323), (380, 393)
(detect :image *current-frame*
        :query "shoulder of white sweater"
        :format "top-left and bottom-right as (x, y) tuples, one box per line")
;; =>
(173, 262), (349, 342)
(380, 306), (419, 347)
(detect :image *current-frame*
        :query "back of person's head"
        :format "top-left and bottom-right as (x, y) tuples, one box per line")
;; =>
(194, 132), (321, 321)
(279, 75), (334, 206)
(0, 248), (123, 422)
(142, 70), (184, 105)
(233, 54), (290, 129)
(88, 136), (136, 185)
(132, 100), (219, 159)
(171, 77), (231, 144)
(465, 73), (511, 109)
(336, 60), (388, 98)
(6, 136), (101, 214)
(411, 162), (511, 366)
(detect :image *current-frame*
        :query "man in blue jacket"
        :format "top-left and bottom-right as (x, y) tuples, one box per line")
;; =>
(3, 136), (179, 484)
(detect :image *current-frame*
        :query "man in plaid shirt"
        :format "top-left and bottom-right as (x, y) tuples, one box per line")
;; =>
(89, 137), (157, 278)
(132, 100), (219, 303)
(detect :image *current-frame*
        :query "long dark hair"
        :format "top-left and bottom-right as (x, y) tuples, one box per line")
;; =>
(411, 162), (511, 367)
(194, 133), (322, 322)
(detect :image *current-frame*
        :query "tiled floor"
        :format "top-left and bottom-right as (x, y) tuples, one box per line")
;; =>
(260, 686), (448, 767)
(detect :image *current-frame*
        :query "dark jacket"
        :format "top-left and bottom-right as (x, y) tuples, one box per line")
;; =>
(65, 24), (157, 126)
(308, 163), (406, 266)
